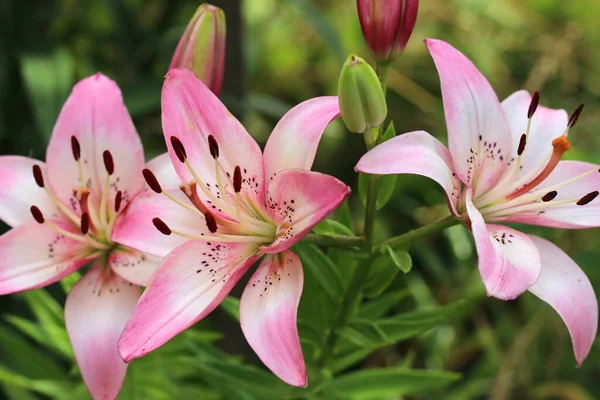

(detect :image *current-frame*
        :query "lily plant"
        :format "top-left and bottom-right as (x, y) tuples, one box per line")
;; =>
(112, 69), (350, 387)
(0, 74), (178, 400)
(356, 39), (598, 365)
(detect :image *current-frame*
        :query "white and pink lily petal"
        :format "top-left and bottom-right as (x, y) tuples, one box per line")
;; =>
(356, 38), (599, 364)
(357, 39), (600, 247)
(240, 250), (306, 387)
(115, 69), (349, 386)
(114, 68), (350, 260)
(118, 240), (260, 362)
(0, 73), (165, 400)
(527, 236), (598, 366)
(65, 261), (141, 400)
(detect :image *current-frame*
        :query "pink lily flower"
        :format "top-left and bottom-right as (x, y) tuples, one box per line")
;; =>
(356, 39), (598, 365)
(0, 74), (177, 400)
(112, 69), (349, 387)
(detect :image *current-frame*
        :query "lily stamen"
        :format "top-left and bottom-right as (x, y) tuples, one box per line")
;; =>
(484, 197), (586, 220)
(506, 135), (571, 200)
(29, 205), (109, 250)
(171, 135), (234, 215)
(73, 188), (101, 234)
(143, 168), (206, 217)
(233, 165), (242, 221)
(32, 164), (81, 225)
(207, 135), (228, 207)
(576, 191), (599, 206)
(152, 216), (273, 243)
(204, 210), (218, 233)
(70, 135), (86, 187)
(99, 150), (115, 227)
(105, 191), (123, 240)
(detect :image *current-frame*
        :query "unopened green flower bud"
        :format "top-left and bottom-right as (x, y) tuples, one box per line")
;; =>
(338, 55), (387, 133)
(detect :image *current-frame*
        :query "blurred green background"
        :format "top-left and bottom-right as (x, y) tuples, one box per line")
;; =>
(1, 0), (600, 399)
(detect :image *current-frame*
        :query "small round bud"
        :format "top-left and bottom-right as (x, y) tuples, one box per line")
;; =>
(338, 55), (387, 133)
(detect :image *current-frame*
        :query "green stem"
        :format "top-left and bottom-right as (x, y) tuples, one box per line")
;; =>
(302, 233), (365, 248)
(376, 62), (390, 95)
(362, 126), (379, 250)
(317, 61), (395, 370)
(363, 175), (379, 249)
(362, 128), (375, 149)
(375, 215), (459, 253)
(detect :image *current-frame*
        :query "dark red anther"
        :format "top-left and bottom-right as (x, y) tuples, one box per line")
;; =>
(541, 191), (557, 202)
(233, 166), (242, 193)
(528, 91), (540, 119)
(114, 191), (123, 212)
(71, 136), (81, 161)
(170, 136), (187, 163)
(568, 104), (584, 128)
(103, 150), (114, 175)
(80, 213), (90, 235)
(152, 217), (172, 235)
(204, 211), (218, 233)
(142, 168), (163, 193)
(30, 206), (44, 224)
(517, 133), (527, 156)
(576, 190), (598, 206)
(32, 165), (44, 188)
(208, 135), (219, 159)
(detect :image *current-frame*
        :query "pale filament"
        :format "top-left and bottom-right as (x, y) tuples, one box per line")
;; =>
(480, 165), (600, 217)
(169, 228), (273, 243)
(166, 181), (274, 237)
(184, 159), (232, 215)
(161, 136), (277, 241)
(483, 198), (581, 221)
(44, 219), (110, 250)
(98, 174), (111, 227)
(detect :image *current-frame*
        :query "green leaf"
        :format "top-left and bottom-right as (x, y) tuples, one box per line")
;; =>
(327, 220), (354, 236)
(384, 246), (413, 273)
(332, 200), (355, 233)
(358, 289), (410, 319)
(60, 271), (81, 294)
(312, 219), (334, 235)
(363, 254), (399, 298)
(375, 174), (398, 210)
(0, 385), (38, 400)
(379, 121), (397, 142)
(313, 219), (354, 237)
(17, 290), (72, 358)
(20, 48), (74, 139)
(358, 173), (398, 210)
(0, 367), (70, 399)
(295, 244), (344, 302)
(0, 325), (67, 381)
(191, 359), (292, 400)
(333, 301), (466, 371)
(220, 296), (240, 322)
(322, 368), (461, 399)
(339, 319), (390, 347)
(5, 316), (71, 359)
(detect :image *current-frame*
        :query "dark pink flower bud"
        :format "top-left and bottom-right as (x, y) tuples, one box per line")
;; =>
(170, 4), (226, 96)
(357, 0), (419, 63)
